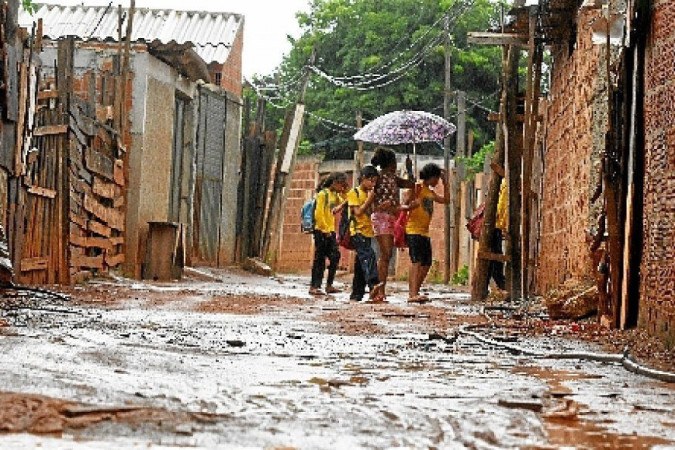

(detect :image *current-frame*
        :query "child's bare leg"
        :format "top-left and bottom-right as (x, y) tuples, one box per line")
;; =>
(409, 262), (420, 298)
(376, 234), (393, 293)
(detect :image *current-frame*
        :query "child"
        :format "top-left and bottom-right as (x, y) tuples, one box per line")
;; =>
(370, 148), (415, 299)
(310, 172), (348, 296)
(404, 163), (450, 303)
(347, 165), (384, 302)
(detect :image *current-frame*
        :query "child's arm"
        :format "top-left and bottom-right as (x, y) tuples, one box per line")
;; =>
(400, 188), (420, 212)
(354, 190), (376, 216)
(396, 176), (415, 189)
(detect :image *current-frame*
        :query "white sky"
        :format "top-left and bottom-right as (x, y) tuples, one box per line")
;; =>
(33, 0), (311, 77)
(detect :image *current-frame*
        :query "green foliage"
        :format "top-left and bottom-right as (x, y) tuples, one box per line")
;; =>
(298, 139), (313, 156)
(451, 265), (469, 286)
(258, 0), (503, 160)
(22, 0), (35, 14)
(457, 140), (494, 180)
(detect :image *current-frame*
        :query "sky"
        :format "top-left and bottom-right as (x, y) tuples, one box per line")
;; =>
(32, 0), (311, 77)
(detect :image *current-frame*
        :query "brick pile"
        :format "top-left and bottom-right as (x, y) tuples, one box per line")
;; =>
(640, 0), (675, 345)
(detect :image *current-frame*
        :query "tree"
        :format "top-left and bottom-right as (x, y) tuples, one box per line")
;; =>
(253, 0), (505, 161)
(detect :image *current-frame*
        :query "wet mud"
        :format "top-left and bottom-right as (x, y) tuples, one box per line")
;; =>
(0, 269), (673, 448)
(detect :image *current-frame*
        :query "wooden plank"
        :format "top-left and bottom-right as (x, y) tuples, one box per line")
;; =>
(113, 195), (124, 208)
(92, 176), (118, 199)
(14, 63), (27, 176)
(490, 162), (506, 178)
(88, 219), (112, 238)
(27, 184), (57, 199)
(71, 254), (104, 270)
(109, 236), (124, 246)
(33, 124), (68, 136)
(37, 90), (58, 100)
(20, 257), (49, 272)
(105, 252), (125, 267)
(478, 251), (510, 263)
(70, 211), (88, 229)
(70, 232), (113, 251)
(113, 159), (124, 186)
(4, 45), (18, 122)
(467, 32), (528, 47)
(84, 147), (114, 181)
(83, 193), (124, 231)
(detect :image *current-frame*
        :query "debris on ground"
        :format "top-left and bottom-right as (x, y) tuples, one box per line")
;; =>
(545, 281), (598, 320)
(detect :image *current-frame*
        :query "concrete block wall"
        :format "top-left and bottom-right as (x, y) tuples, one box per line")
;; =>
(640, 0), (675, 345)
(537, 9), (604, 294)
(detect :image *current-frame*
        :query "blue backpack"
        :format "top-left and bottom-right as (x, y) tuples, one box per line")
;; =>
(301, 190), (328, 233)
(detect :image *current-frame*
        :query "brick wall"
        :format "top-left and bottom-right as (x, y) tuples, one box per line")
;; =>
(275, 158), (321, 273)
(537, 9), (605, 294)
(640, 0), (675, 345)
(210, 26), (243, 96)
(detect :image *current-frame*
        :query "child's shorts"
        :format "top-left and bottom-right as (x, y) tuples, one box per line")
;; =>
(406, 234), (432, 266)
(371, 212), (396, 236)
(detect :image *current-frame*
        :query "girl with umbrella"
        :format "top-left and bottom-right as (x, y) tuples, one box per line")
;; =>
(370, 148), (415, 300)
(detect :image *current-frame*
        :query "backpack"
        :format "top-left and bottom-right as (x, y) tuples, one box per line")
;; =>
(337, 188), (359, 250)
(301, 190), (329, 233)
(300, 198), (317, 233)
(466, 203), (485, 240)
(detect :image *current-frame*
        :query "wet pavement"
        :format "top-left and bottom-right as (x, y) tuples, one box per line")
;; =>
(0, 269), (673, 449)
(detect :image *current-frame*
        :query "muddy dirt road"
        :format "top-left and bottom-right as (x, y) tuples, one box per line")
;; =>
(0, 269), (673, 449)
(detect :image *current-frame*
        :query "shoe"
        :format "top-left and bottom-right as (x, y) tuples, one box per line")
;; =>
(408, 295), (430, 304)
(309, 287), (325, 296)
(325, 286), (342, 294)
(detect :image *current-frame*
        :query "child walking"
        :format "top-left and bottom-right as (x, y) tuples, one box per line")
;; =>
(310, 172), (348, 296)
(370, 148), (415, 300)
(347, 165), (384, 302)
(404, 163), (450, 303)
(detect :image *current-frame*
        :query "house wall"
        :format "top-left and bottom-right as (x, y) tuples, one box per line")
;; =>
(640, 0), (675, 345)
(219, 90), (244, 265)
(127, 52), (197, 278)
(537, 9), (606, 294)
(208, 25), (244, 96)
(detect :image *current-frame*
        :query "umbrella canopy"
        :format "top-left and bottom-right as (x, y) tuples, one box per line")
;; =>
(353, 110), (456, 145)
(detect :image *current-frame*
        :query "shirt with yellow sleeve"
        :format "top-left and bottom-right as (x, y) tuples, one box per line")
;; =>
(347, 187), (374, 238)
(314, 189), (343, 234)
(405, 183), (435, 237)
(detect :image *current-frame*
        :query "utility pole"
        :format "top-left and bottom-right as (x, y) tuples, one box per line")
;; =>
(443, 14), (453, 284)
(354, 111), (364, 185)
(262, 49), (316, 265)
(452, 91), (466, 277)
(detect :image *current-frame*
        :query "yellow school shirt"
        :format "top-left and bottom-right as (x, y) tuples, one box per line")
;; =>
(496, 180), (508, 232)
(314, 189), (343, 233)
(406, 183), (435, 237)
(347, 187), (374, 238)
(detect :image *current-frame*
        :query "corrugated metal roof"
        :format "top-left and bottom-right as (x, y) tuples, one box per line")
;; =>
(19, 3), (243, 64)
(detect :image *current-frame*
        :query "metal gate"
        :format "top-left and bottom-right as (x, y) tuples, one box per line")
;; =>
(194, 86), (227, 264)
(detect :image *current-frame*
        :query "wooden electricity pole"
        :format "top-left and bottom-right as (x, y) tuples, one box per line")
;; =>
(451, 91), (466, 276)
(262, 49), (315, 265)
(354, 110), (364, 185)
(443, 14), (453, 283)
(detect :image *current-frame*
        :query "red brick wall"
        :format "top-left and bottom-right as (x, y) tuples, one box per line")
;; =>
(537, 9), (603, 294)
(209, 26), (243, 96)
(275, 158), (321, 273)
(640, 0), (675, 345)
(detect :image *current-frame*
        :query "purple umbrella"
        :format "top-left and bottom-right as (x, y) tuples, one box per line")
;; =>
(353, 110), (456, 173)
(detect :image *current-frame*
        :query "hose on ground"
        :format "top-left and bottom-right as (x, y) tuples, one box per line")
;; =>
(458, 325), (675, 384)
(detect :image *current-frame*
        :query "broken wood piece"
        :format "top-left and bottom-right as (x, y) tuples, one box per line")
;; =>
(498, 398), (543, 412)
(105, 252), (125, 267)
(71, 254), (104, 270)
(88, 220), (112, 238)
(478, 251), (510, 262)
(84, 194), (124, 231)
(113, 159), (124, 186)
(33, 124), (68, 136)
(26, 184), (57, 199)
(85, 148), (114, 181)
(69, 233), (113, 252)
(490, 162), (505, 178)
(92, 176), (118, 199)
(20, 257), (49, 272)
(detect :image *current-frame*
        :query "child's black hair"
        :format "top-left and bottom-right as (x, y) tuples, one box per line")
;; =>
(420, 163), (442, 181)
(317, 174), (333, 192)
(370, 147), (397, 170)
(331, 172), (348, 185)
(358, 164), (379, 182)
